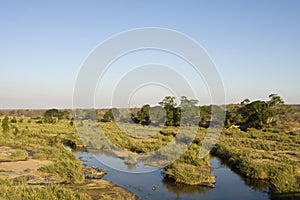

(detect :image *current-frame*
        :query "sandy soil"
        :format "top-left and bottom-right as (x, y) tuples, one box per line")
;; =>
(0, 146), (62, 184)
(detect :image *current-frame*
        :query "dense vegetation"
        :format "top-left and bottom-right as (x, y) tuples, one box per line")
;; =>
(95, 94), (300, 196)
(212, 128), (300, 196)
(0, 115), (136, 200)
(0, 94), (299, 199)
(225, 94), (285, 130)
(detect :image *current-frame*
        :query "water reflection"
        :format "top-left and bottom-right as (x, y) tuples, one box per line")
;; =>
(77, 152), (270, 200)
(211, 156), (270, 193)
(162, 179), (212, 196)
(244, 178), (269, 192)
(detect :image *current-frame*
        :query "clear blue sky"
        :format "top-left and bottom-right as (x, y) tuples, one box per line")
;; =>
(0, 0), (299, 109)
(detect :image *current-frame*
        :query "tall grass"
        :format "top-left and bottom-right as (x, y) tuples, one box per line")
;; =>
(0, 178), (91, 200)
(212, 128), (300, 194)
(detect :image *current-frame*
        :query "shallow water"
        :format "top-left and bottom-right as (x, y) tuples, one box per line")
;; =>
(77, 152), (270, 199)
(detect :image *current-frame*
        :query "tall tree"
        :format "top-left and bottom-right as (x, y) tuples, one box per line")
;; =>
(268, 94), (284, 107)
(137, 104), (151, 125)
(180, 96), (199, 126)
(1, 116), (9, 133)
(102, 108), (120, 122)
(159, 96), (179, 126)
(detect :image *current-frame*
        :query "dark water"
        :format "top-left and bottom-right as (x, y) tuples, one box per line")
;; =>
(77, 152), (270, 200)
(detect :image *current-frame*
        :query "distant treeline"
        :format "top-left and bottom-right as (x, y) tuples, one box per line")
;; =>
(0, 94), (295, 131)
(96, 94), (288, 131)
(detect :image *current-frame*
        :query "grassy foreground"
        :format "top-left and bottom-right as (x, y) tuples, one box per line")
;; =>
(0, 116), (138, 200)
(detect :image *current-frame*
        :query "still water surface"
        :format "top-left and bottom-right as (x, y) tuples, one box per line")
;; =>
(77, 152), (270, 199)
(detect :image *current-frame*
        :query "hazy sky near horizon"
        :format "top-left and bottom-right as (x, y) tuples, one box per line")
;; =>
(0, 0), (299, 109)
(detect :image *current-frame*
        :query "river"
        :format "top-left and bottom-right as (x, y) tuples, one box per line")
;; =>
(76, 151), (270, 199)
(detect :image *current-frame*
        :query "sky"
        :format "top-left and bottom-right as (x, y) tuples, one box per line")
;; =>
(0, 0), (299, 109)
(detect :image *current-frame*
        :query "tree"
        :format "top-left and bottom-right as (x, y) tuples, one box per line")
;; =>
(268, 94), (284, 107)
(1, 116), (9, 133)
(10, 117), (17, 123)
(44, 109), (65, 120)
(180, 96), (199, 126)
(136, 104), (151, 125)
(159, 96), (177, 110)
(159, 96), (178, 126)
(158, 96), (183, 126)
(150, 106), (165, 124)
(240, 100), (274, 129)
(225, 110), (243, 128)
(241, 99), (250, 105)
(101, 108), (120, 122)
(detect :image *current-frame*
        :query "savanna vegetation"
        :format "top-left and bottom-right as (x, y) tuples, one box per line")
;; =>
(0, 113), (137, 200)
(95, 94), (299, 197)
(0, 94), (299, 199)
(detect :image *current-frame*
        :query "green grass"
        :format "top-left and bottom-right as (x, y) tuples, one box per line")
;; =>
(1, 115), (299, 197)
(212, 128), (300, 194)
(0, 178), (91, 200)
(8, 149), (28, 161)
(0, 117), (136, 199)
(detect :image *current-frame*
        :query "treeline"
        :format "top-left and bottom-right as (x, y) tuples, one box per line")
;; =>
(0, 94), (287, 132)
(225, 94), (285, 130)
(101, 96), (202, 127)
(100, 94), (287, 131)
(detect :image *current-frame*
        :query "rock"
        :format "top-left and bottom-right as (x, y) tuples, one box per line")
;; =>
(83, 166), (107, 179)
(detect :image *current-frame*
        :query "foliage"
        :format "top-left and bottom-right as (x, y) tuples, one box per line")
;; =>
(39, 152), (84, 184)
(225, 94), (285, 130)
(101, 108), (120, 122)
(1, 116), (10, 133)
(180, 96), (199, 126)
(149, 106), (165, 124)
(0, 178), (91, 200)
(131, 104), (151, 125)
(44, 109), (68, 120)
(8, 149), (28, 161)
(10, 117), (17, 123)
(212, 128), (300, 194)
(241, 100), (274, 129)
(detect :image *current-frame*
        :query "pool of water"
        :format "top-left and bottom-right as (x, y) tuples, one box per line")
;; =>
(77, 152), (270, 199)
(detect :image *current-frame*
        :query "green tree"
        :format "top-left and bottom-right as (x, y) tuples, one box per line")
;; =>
(136, 104), (151, 125)
(241, 98), (250, 105)
(240, 100), (274, 129)
(44, 109), (64, 119)
(159, 96), (180, 126)
(268, 94), (284, 107)
(225, 109), (243, 128)
(180, 96), (199, 126)
(102, 108), (120, 122)
(150, 106), (165, 124)
(1, 116), (10, 133)
(159, 96), (177, 110)
(237, 94), (285, 130)
(10, 117), (17, 123)
(199, 105), (212, 127)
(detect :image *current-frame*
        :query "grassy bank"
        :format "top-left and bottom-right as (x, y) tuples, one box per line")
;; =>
(77, 121), (214, 186)
(1, 113), (299, 198)
(0, 116), (138, 200)
(212, 128), (300, 195)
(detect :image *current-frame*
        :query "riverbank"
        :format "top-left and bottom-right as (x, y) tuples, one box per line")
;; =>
(212, 128), (300, 198)
(0, 117), (139, 200)
(0, 114), (299, 199)
(76, 151), (271, 199)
